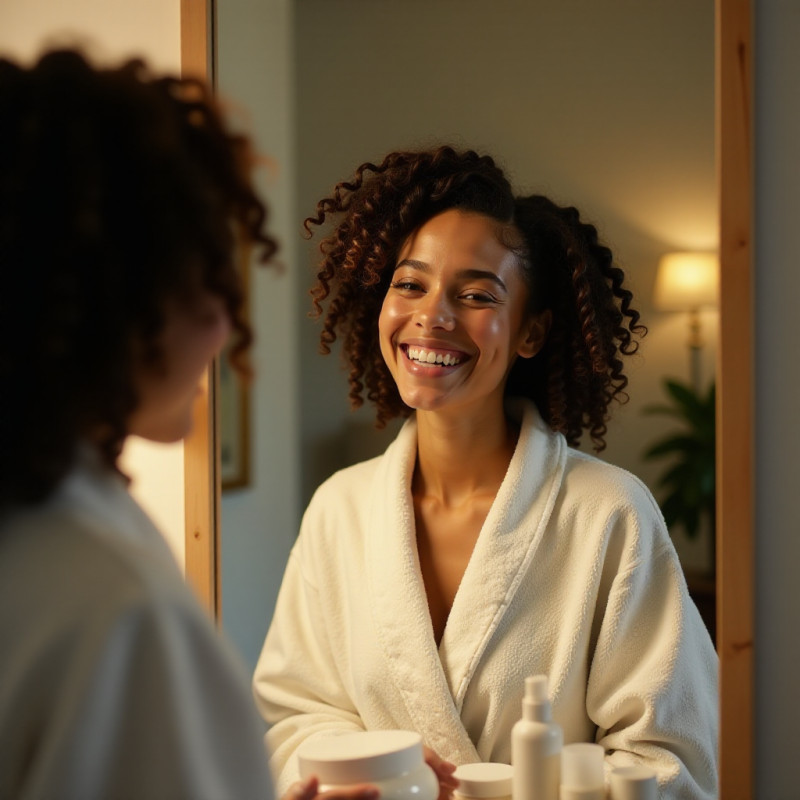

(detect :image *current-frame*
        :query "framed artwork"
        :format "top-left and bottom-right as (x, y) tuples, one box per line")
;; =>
(219, 345), (250, 490)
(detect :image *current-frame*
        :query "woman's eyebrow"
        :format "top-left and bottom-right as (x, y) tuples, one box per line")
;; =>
(458, 268), (508, 292)
(394, 259), (508, 291)
(395, 258), (431, 273)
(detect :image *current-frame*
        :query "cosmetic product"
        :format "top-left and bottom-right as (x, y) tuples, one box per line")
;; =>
(454, 762), (513, 800)
(511, 675), (563, 800)
(559, 743), (604, 800)
(297, 730), (438, 800)
(609, 766), (657, 800)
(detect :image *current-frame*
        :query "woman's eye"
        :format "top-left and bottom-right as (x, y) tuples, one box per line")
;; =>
(461, 291), (497, 304)
(390, 280), (422, 292)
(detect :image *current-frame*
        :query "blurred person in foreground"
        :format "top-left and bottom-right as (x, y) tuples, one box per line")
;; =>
(0, 48), (377, 800)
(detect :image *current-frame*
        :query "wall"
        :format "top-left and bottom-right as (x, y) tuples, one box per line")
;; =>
(217, 0), (301, 669)
(754, 2), (800, 795)
(0, 0), (186, 564)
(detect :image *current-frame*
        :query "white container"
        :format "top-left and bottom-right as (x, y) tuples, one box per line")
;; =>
(297, 730), (438, 800)
(609, 766), (657, 800)
(454, 762), (513, 800)
(511, 675), (563, 800)
(559, 743), (604, 800)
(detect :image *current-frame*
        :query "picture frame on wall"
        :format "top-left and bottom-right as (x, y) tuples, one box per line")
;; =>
(219, 344), (250, 490)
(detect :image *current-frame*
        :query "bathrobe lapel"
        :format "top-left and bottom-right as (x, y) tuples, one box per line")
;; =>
(365, 416), (475, 761)
(365, 401), (566, 763)
(440, 401), (566, 708)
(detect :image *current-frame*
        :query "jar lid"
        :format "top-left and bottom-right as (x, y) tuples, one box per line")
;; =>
(454, 763), (513, 797)
(297, 730), (424, 784)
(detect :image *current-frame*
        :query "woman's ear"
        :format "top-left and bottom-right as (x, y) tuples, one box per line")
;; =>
(517, 310), (552, 359)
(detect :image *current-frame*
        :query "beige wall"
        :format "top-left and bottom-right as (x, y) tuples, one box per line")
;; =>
(754, 1), (800, 794)
(0, 0), (186, 565)
(217, 0), (301, 668)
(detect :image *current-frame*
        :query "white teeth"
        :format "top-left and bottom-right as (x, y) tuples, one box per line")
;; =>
(406, 347), (461, 366)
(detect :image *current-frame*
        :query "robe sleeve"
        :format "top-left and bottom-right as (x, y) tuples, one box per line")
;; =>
(253, 545), (366, 794)
(586, 497), (718, 800)
(50, 582), (275, 800)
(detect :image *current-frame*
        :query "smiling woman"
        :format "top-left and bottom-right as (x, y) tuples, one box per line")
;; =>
(253, 145), (717, 800)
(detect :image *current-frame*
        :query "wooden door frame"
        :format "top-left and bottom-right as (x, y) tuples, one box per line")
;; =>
(181, 0), (755, 794)
(716, 0), (753, 796)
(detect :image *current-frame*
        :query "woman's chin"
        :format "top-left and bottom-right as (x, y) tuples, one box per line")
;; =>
(397, 390), (452, 414)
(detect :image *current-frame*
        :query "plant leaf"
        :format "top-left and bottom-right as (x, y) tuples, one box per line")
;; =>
(643, 435), (706, 460)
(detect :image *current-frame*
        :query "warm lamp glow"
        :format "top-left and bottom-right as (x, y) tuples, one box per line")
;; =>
(654, 252), (719, 311)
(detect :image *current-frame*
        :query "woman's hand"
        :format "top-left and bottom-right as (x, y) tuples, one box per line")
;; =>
(423, 746), (459, 800)
(282, 775), (380, 800)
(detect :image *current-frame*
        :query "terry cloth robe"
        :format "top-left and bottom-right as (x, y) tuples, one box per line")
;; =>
(0, 447), (274, 800)
(254, 399), (718, 800)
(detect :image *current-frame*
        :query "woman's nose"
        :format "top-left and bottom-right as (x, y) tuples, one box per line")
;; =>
(415, 291), (455, 331)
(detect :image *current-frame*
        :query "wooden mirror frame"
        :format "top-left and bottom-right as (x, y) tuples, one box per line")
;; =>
(180, 1), (754, 795)
(716, 0), (753, 795)
(181, 0), (220, 618)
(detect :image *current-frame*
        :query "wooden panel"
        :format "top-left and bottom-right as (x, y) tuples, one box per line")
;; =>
(716, 0), (753, 796)
(181, 0), (219, 618)
(180, 0), (212, 81)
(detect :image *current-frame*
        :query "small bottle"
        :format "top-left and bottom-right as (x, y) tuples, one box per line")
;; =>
(559, 743), (605, 800)
(511, 675), (563, 800)
(609, 766), (657, 800)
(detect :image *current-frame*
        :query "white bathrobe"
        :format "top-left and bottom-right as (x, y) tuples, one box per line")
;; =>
(0, 448), (273, 800)
(254, 400), (718, 799)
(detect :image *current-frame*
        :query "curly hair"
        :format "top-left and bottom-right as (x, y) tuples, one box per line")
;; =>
(0, 49), (277, 506)
(305, 145), (645, 450)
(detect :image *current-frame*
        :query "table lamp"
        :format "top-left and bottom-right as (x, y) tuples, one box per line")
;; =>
(653, 251), (719, 391)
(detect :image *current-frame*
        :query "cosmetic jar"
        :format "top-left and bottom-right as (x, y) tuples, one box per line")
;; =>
(453, 762), (513, 800)
(609, 765), (657, 800)
(297, 730), (438, 800)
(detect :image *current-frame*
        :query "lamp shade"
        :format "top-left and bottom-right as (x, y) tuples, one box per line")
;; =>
(653, 252), (719, 311)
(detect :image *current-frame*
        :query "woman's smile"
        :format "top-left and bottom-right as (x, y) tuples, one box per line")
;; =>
(401, 343), (468, 369)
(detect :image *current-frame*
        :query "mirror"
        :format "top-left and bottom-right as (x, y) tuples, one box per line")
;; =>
(182, 0), (752, 794)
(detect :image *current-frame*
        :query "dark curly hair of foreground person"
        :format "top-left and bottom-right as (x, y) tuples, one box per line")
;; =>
(305, 145), (646, 450)
(0, 49), (277, 506)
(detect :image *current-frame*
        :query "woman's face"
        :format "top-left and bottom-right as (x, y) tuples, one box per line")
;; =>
(127, 292), (231, 443)
(378, 209), (548, 418)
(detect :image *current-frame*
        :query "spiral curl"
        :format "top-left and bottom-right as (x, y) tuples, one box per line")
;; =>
(306, 146), (646, 449)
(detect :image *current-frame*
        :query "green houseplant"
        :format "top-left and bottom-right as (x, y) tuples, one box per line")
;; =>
(642, 379), (716, 542)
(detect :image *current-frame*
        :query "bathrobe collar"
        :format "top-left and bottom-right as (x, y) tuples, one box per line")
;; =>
(365, 399), (567, 761)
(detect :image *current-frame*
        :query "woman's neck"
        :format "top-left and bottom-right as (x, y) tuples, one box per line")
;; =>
(413, 401), (519, 508)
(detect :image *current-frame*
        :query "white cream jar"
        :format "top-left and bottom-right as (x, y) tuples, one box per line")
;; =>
(453, 762), (513, 800)
(297, 730), (438, 800)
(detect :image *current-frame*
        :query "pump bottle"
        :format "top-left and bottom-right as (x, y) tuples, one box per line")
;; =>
(511, 675), (563, 800)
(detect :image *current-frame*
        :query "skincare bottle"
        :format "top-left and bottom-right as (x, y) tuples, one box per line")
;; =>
(609, 766), (657, 800)
(511, 675), (563, 800)
(559, 743), (605, 800)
